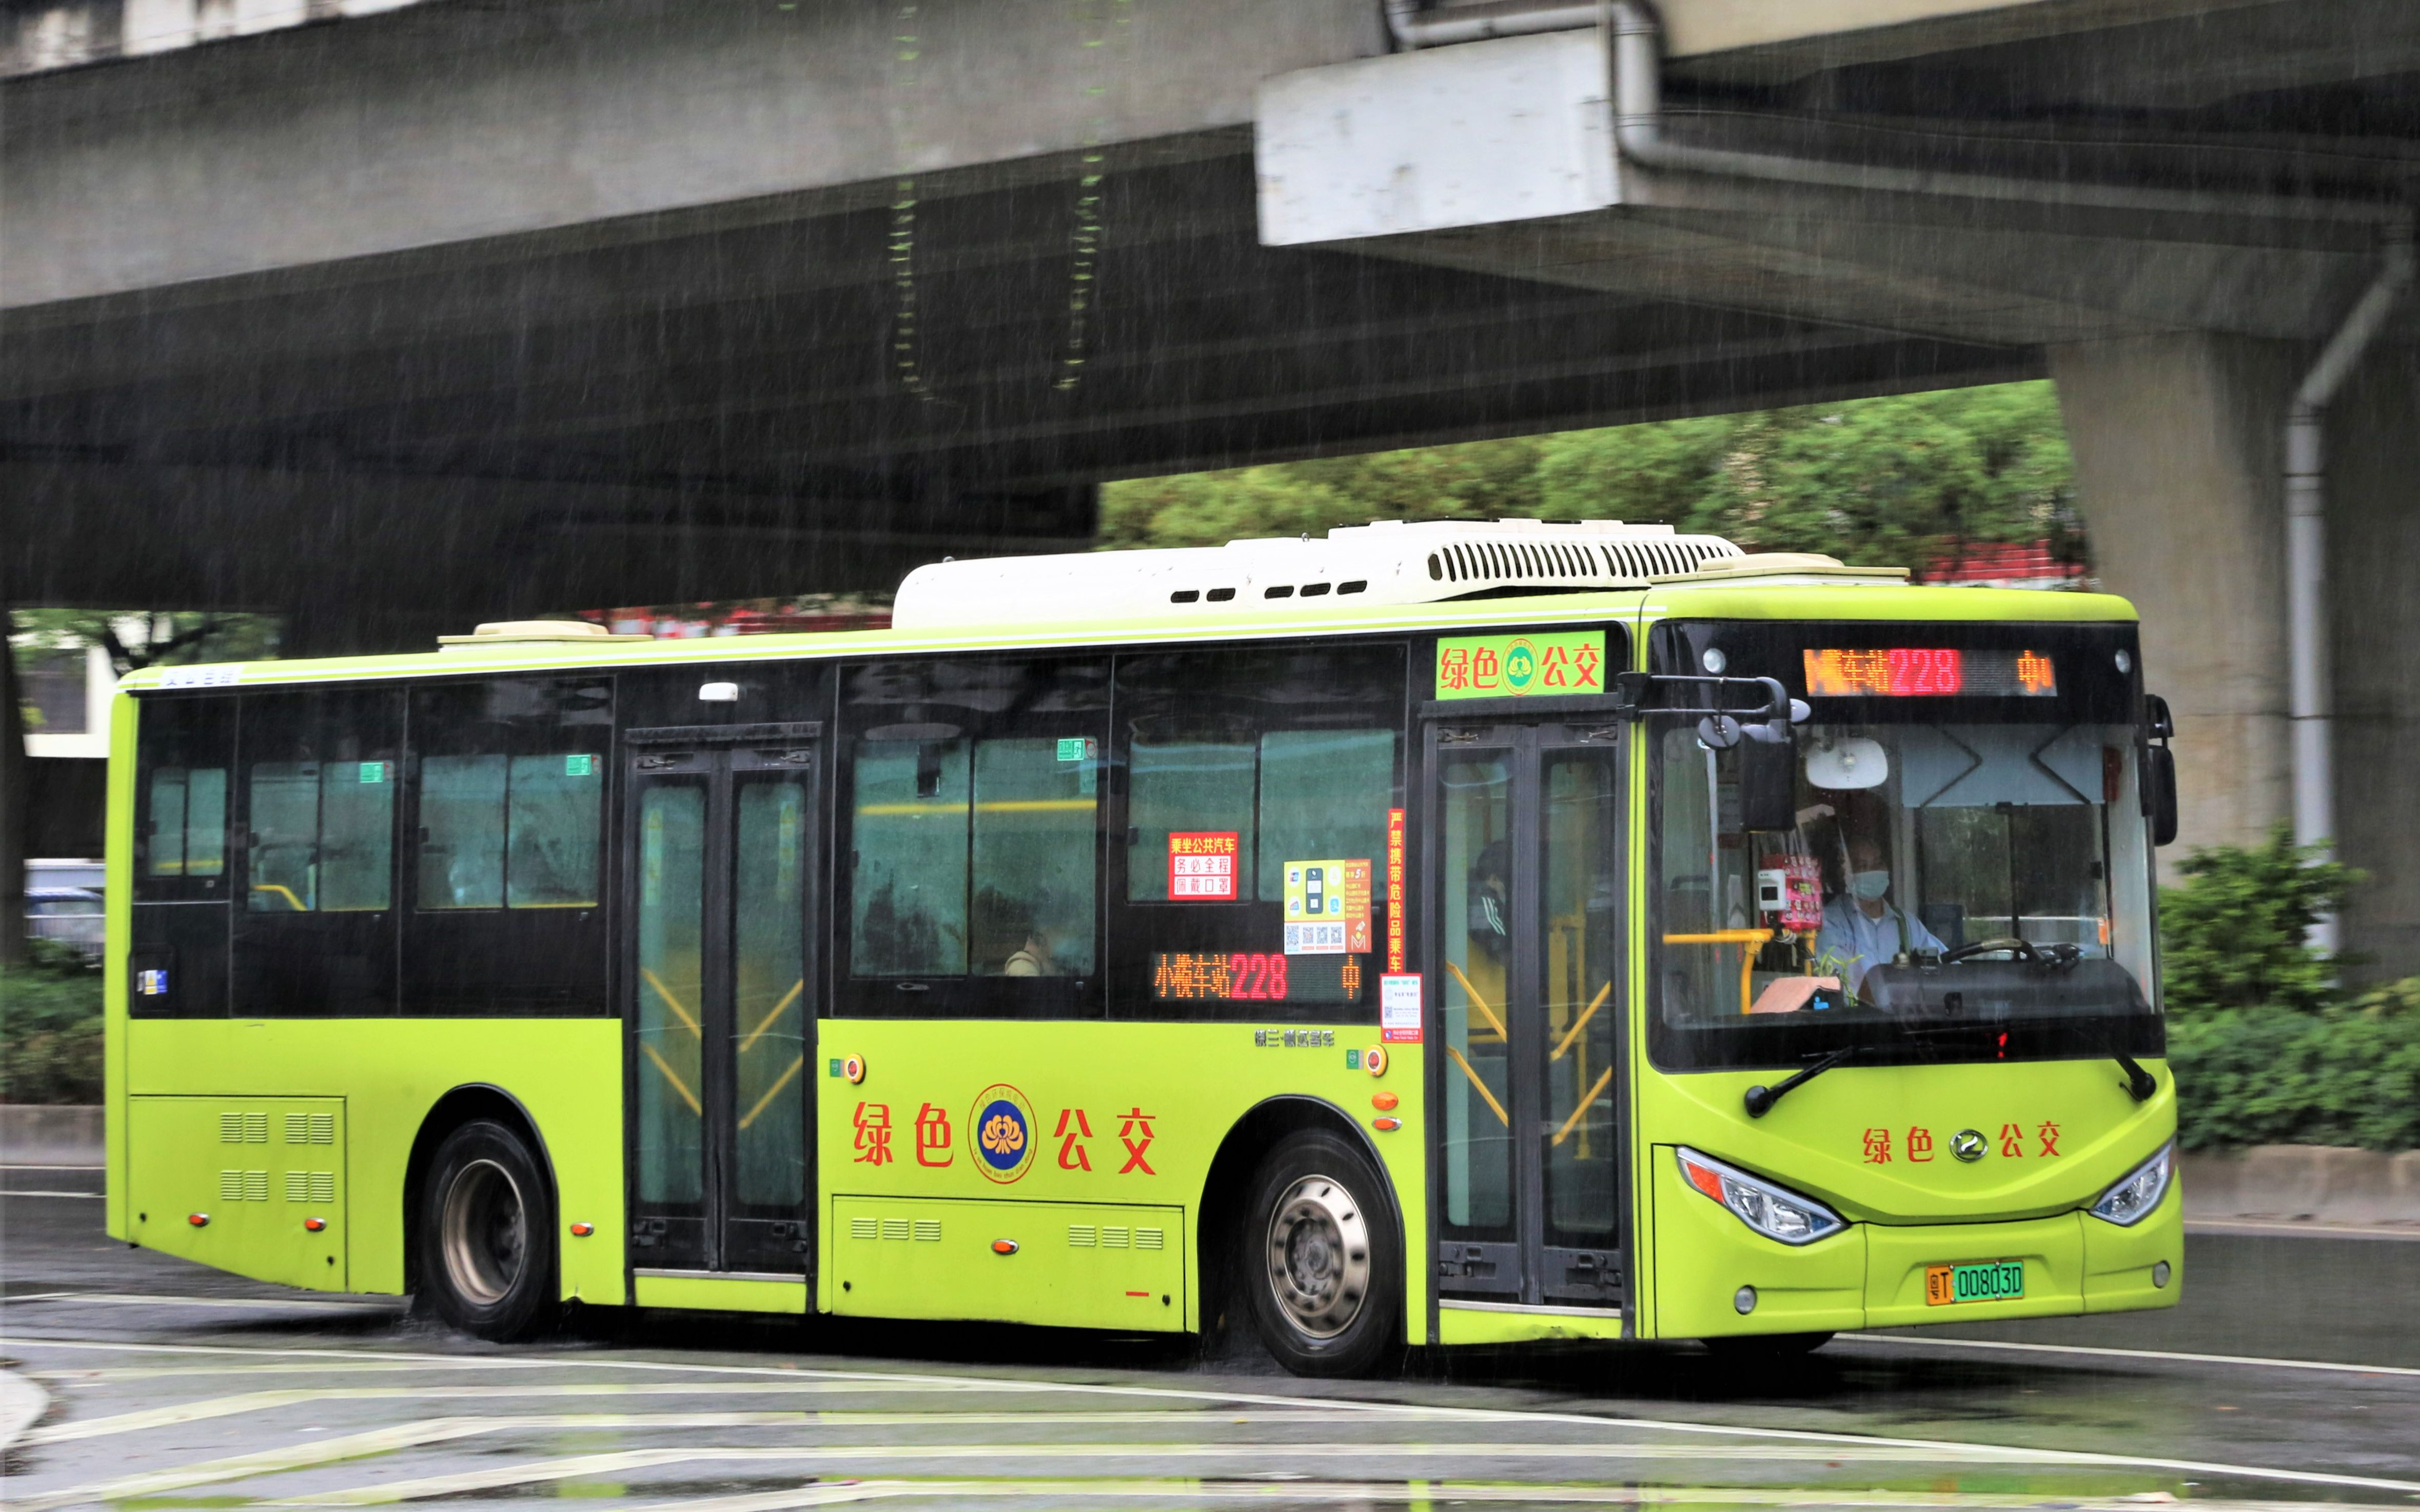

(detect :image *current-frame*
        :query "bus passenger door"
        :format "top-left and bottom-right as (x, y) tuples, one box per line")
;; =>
(624, 724), (819, 1278)
(1427, 718), (1626, 1312)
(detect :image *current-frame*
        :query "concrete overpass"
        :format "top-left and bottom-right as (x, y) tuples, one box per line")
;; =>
(5, 0), (2420, 967)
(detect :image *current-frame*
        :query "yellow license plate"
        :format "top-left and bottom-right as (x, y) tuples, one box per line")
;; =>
(1925, 1260), (2025, 1306)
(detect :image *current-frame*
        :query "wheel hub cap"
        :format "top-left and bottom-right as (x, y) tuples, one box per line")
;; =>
(1265, 1175), (1371, 1339)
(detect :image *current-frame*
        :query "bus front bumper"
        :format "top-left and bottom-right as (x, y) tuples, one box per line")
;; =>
(1653, 1154), (2183, 1338)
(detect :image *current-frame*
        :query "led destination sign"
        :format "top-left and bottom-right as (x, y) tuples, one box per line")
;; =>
(1803, 647), (2057, 699)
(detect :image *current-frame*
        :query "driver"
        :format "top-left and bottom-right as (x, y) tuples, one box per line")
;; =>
(1815, 831), (1944, 994)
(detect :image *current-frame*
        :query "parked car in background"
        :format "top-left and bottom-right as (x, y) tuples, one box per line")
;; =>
(25, 886), (105, 958)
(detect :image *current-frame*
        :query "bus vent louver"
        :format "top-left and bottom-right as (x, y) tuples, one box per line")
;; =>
(891, 519), (1744, 630)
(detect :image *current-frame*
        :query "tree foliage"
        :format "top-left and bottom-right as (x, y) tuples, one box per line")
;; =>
(2158, 825), (2358, 1014)
(0, 940), (103, 1105)
(1100, 381), (2084, 571)
(9, 609), (282, 677)
(2168, 988), (2420, 1151)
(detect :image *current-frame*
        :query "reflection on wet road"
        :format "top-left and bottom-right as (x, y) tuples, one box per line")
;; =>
(6, 1186), (2417, 1510)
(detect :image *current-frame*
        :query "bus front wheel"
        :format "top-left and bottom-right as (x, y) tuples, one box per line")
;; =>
(1242, 1131), (1400, 1378)
(418, 1120), (558, 1341)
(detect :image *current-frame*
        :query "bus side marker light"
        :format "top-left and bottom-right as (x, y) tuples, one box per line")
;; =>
(1365, 1046), (1388, 1077)
(843, 1055), (866, 1085)
(188, 1213), (209, 1227)
(1371, 1091), (1399, 1111)
(993, 1239), (1019, 1255)
(569, 1222), (595, 1237)
(1373, 1117), (1402, 1131)
(303, 1217), (326, 1232)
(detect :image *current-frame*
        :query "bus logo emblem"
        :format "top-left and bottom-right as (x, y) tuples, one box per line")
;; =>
(1950, 1129), (1988, 1163)
(970, 1084), (1037, 1184)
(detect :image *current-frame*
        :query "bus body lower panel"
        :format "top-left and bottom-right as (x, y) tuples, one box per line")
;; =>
(830, 1196), (1185, 1329)
(125, 1095), (348, 1290)
(113, 1018), (626, 1304)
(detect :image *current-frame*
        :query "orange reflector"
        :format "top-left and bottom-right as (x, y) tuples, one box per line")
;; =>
(1371, 1091), (1400, 1111)
(1373, 1117), (1402, 1131)
(187, 1213), (209, 1227)
(1681, 1156), (1727, 1203)
(992, 1239), (1019, 1255)
(569, 1222), (594, 1237)
(302, 1217), (326, 1232)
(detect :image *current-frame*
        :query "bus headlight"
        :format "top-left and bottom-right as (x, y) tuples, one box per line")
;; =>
(1676, 1147), (1846, 1246)
(2089, 1142), (2174, 1226)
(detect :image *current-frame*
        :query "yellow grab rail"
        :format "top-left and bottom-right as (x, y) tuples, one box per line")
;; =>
(1662, 929), (1774, 1016)
(1444, 1044), (1510, 1127)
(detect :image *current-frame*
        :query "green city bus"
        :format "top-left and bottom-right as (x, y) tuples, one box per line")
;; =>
(104, 520), (2181, 1375)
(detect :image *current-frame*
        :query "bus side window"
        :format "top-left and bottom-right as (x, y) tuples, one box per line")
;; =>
(404, 678), (611, 1016)
(232, 687), (403, 1017)
(132, 693), (236, 1017)
(1257, 729), (1394, 900)
(837, 655), (1108, 1016)
(1111, 644), (1407, 1023)
(971, 738), (1096, 977)
(850, 736), (971, 976)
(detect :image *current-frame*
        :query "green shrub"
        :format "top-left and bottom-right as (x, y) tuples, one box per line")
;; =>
(2167, 983), (2420, 1151)
(0, 940), (105, 1105)
(2159, 825), (2356, 1014)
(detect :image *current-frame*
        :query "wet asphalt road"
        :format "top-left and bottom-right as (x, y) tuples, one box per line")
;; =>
(5, 1171), (2418, 1510)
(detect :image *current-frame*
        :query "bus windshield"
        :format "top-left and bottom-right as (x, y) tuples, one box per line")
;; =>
(1649, 624), (2160, 1072)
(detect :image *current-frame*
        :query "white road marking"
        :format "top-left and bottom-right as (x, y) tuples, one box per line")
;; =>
(1841, 1333), (2420, 1378)
(13, 1337), (2420, 1500)
(6, 1291), (399, 1311)
(0, 1190), (102, 1199)
(255, 1438), (2370, 1508)
(2187, 1220), (2420, 1241)
(23, 1394), (1372, 1446)
(616, 1487), (2415, 1512)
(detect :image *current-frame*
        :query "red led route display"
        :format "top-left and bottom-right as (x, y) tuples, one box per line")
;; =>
(1802, 647), (2057, 698)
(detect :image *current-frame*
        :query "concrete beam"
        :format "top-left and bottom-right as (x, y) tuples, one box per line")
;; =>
(1, 0), (1378, 308)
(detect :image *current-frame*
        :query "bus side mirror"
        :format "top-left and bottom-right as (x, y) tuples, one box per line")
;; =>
(2143, 692), (2178, 845)
(1739, 726), (1798, 832)
(2148, 744), (2178, 846)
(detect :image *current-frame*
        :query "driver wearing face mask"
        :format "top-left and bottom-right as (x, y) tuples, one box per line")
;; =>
(1815, 833), (1944, 995)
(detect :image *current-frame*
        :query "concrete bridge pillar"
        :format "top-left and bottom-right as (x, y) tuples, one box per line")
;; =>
(2051, 332), (2420, 980)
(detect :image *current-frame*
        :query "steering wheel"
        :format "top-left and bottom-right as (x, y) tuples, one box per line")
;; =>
(1940, 936), (2038, 965)
(1939, 937), (2082, 969)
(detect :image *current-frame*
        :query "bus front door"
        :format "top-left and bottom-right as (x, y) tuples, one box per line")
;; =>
(623, 724), (819, 1278)
(1427, 718), (1626, 1314)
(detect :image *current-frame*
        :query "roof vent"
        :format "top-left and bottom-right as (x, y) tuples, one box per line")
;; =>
(891, 519), (1743, 630)
(436, 619), (653, 652)
(1651, 552), (1911, 584)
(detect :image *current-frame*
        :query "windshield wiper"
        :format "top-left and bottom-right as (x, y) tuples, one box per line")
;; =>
(1743, 1030), (2159, 1117)
(1742, 1024), (1971, 1119)
(2115, 1052), (2157, 1103)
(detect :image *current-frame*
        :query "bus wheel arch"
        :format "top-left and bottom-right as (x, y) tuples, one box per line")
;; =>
(1197, 1096), (1403, 1372)
(403, 1085), (561, 1317)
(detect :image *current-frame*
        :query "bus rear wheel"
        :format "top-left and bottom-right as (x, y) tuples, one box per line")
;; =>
(1242, 1130), (1399, 1378)
(418, 1120), (558, 1341)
